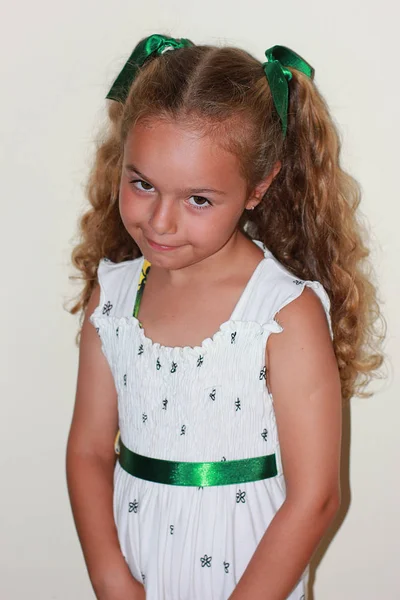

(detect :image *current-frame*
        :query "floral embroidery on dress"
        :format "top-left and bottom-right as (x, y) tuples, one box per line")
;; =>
(236, 489), (246, 503)
(129, 499), (139, 513)
(197, 355), (204, 367)
(223, 561), (230, 573)
(261, 428), (268, 441)
(259, 366), (266, 380)
(200, 555), (212, 567)
(235, 398), (241, 411)
(102, 301), (113, 316)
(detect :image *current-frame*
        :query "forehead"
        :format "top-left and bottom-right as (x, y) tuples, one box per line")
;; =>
(123, 118), (244, 187)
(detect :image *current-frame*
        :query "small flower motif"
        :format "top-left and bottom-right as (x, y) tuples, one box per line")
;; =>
(209, 388), (216, 401)
(223, 561), (230, 574)
(198, 486), (203, 490)
(170, 361), (178, 373)
(259, 366), (266, 381)
(95, 327), (100, 335)
(180, 424), (186, 435)
(236, 489), (246, 503)
(138, 344), (144, 355)
(162, 399), (168, 410)
(141, 572), (146, 583)
(129, 499), (139, 513)
(221, 456), (226, 461)
(123, 374), (127, 386)
(231, 331), (237, 344)
(293, 279), (303, 285)
(142, 413), (148, 423)
(116, 327), (119, 337)
(261, 428), (268, 441)
(102, 301), (113, 316)
(200, 555), (212, 567)
(156, 358), (162, 370)
(235, 398), (241, 411)
(170, 525), (174, 535)
(197, 355), (204, 367)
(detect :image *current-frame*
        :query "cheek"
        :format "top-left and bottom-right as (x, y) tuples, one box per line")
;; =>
(119, 187), (140, 224)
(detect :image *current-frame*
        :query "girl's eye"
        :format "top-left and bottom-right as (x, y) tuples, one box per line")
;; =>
(130, 180), (211, 211)
(130, 179), (154, 192)
(187, 196), (212, 211)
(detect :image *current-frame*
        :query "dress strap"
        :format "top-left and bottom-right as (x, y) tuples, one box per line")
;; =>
(133, 258), (151, 323)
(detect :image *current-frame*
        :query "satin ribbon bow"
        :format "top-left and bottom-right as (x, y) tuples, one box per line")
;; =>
(263, 46), (315, 137)
(106, 33), (194, 102)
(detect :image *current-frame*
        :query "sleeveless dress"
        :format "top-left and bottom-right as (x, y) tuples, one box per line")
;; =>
(90, 239), (333, 600)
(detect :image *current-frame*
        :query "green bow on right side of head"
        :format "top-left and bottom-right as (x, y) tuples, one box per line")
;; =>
(263, 45), (315, 138)
(106, 33), (194, 103)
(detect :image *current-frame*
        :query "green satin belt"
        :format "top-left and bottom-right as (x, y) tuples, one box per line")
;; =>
(118, 439), (278, 487)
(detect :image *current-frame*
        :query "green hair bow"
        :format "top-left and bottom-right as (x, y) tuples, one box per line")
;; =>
(263, 45), (315, 137)
(106, 33), (194, 103)
(106, 35), (314, 139)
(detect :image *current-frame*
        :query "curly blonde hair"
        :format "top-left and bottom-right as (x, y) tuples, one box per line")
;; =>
(69, 40), (386, 403)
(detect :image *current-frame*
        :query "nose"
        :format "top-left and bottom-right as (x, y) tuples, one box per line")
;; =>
(148, 196), (178, 236)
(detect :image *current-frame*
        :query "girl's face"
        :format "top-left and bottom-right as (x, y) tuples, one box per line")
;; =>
(119, 118), (262, 268)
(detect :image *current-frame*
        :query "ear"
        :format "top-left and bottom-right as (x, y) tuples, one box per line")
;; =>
(245, 161), (282, 210)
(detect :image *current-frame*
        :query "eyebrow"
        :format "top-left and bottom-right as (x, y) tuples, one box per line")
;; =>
(125, 163), (227, 196)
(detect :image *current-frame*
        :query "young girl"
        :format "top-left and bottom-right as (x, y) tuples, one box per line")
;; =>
(66, 34), (385, 600)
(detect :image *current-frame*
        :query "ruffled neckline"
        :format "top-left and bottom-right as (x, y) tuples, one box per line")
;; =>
(93, 313), (282, 357)
(92, 239), (280, 356)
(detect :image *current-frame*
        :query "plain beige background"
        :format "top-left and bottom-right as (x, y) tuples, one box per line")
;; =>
(1, 0), (398, 598)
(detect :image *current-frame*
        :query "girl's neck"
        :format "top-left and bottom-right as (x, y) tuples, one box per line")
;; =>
(145, 232), (264, 289)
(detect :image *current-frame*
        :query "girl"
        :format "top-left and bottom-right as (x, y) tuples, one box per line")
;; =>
(66, 34), (385, 600)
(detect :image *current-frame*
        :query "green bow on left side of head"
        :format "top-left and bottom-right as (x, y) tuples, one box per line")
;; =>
(106, 33), (195, 103)
(263, 45), (315, 138)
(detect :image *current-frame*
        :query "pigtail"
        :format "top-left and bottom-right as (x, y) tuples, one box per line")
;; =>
(252, 71), (386, 402)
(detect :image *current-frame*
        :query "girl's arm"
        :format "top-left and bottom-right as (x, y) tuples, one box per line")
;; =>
(229, 287), (342, 600)
(66, 286), (145, 600)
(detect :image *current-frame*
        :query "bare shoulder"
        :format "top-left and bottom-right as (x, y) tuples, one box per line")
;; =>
(274, 285), (331, 337)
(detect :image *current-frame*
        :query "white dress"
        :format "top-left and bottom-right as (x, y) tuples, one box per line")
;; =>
(90, 239), (333, 600)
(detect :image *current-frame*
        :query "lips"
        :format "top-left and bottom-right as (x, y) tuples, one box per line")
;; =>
(146, 237), (180, 250)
